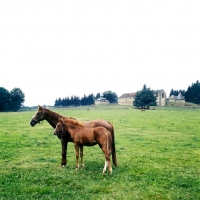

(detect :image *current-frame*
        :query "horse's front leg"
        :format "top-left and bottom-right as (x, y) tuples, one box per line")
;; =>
(74, 144), (79, 170)
(80, 145), (84, 168)
(61, 138), (68, 167)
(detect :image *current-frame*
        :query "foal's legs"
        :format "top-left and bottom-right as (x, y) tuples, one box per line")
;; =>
(103, 159), (108, 173)
(102, 152), (112, 174)
(101, 144), (112, 174)
(80, 145), (84, 168)
(74, 144), (80, 170)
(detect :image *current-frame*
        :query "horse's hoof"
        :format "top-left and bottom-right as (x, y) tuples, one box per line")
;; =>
(60, 165), (65, 168)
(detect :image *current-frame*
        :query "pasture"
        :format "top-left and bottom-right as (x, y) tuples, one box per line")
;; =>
(0, 105), (200, 199)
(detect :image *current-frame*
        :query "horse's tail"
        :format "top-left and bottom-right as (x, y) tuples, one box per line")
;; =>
(109, 122), (117, 167)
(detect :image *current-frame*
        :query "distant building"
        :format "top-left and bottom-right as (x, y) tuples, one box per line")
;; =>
(117, 92), (136, 105)
(95, 97), (109, 105)
(154, 89), (166, 106)
(118, 89), (166, 106)
(169, 92), (185, 103)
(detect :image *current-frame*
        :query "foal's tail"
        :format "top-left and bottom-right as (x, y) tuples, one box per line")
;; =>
(109, 122), (117, 167)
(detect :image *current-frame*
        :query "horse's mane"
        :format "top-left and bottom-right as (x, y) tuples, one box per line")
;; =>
(44, 107), (64, 118)
(38, 105), (64, 119)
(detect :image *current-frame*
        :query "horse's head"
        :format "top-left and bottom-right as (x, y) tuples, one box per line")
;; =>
(54, 118), (65, 136)
(30, 105), (45, 126)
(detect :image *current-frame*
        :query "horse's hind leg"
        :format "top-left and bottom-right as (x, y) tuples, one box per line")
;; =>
(80, 145), (84, 168)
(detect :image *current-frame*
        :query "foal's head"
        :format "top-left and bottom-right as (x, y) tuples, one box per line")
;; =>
(54, 117), (85, 137)
(54, 118), (65, 136)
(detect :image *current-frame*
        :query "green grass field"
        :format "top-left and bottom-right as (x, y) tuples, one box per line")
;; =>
(0, 105), (200, 199)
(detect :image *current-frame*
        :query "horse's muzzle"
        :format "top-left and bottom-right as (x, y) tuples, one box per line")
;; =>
(30, 119), (37, 126)
(54, 131), (62, 139)
(53, 131), (57, 135)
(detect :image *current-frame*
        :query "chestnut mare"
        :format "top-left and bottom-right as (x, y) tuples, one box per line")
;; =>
(30, 105), (117, 167)
(54, 117), (114, 174)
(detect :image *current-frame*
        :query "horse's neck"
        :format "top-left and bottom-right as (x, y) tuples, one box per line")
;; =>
(44, 110), (62, 128)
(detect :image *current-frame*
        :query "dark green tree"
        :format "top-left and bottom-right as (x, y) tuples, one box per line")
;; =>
(62, 97), (70, 107)
(133, 84), (157, 109)
(80, 94), (94, 106)
(54, 99), (59, 106)
(95, 93), (100, 99)
(70, 96), (74, 106)
(81, 95), (88, 106)
(55, 97), (62, 106)
(0, 87), (11, 111)
(10, 88), (25, 111)
(102, 90), (118, 103)
(169, 89), (174, 96)
(88, 94), (95, 105)
(185, 80), (200, 104)
(73, 96), (81, 106)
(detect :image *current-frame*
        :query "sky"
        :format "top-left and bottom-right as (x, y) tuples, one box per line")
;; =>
(0, 1), (200, 106)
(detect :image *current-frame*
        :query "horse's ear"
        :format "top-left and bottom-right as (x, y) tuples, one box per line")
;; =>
(58, 117), (64, 123)
(38, 105), (42, 110)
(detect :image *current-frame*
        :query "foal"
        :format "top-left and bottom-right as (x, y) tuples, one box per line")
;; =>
(54, 118), (113, 174)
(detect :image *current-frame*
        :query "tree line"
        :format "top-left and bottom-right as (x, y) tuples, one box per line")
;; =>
(54, 90), (118, 107)
(54, 94), (95, 107)
(169, 89), (186, 96)
(0, 87), (25, 111)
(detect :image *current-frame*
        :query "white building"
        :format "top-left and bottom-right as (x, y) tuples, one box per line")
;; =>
(95, 97), (109, 105)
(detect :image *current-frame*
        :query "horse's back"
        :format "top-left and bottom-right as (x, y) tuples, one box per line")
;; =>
(83, 119), (113, 132)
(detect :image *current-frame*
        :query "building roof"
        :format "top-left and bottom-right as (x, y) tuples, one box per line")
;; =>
(154, 89), (165, 93)
(119, 93), (136, 98)
(96, 97), (109, 102)
(176, 92), (185, 100)
(169, 95), (176, 99)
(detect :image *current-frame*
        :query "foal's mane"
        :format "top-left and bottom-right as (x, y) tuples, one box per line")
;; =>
(59, 117), (84, 128)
